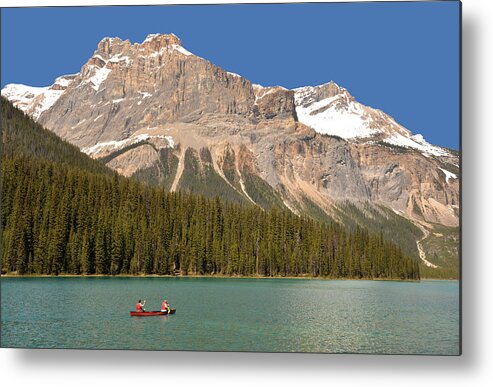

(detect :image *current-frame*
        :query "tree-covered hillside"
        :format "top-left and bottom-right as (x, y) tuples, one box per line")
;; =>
(1, 97), (111, 175)
(1, 99), (419, 279)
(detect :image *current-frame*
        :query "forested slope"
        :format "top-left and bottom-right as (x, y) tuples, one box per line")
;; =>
(1, 97), (111, 175)
(1, 99), (419, 279)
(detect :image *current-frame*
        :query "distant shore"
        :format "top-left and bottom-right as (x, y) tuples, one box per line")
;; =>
(0, 273), (457, 281)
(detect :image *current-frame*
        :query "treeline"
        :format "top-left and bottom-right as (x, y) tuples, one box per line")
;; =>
(1, 155), (419, 279)
(0, 98), (420, 279)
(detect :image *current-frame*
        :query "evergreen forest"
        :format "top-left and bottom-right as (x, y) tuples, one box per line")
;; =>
(1, 98), (420, 279)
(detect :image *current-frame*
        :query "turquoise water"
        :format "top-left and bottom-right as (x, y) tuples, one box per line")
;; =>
(0, 277), (459, 354)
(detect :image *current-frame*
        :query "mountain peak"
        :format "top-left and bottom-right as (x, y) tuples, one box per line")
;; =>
(96, 36), (127, 55)
(141, 33), (182, 48)
(95, 34), (185, 56)
(294, 80), (353, 110)
(0, 37), (459, 229)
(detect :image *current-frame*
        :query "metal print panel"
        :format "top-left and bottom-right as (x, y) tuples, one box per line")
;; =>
(0, 1), (461, 354)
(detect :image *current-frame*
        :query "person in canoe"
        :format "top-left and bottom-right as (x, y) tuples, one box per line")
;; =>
(161, 299), (170, 313)
(136, 299), (146, 312)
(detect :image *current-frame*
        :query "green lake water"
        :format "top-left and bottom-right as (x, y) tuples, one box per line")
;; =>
(0, 277), (459, 354)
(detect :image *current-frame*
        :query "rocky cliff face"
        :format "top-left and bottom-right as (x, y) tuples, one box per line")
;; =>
(22, 34), (295, 151)
(2, 33), (460, 270)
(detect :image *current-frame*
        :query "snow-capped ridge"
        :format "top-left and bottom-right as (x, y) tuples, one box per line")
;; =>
(143, 34), (161, 44)
(294, 81), (451, 158)
(52, 74), (77, 89)
(227, 71), (242, 78)
(1, 83), (65, 119)
(1, 33), (202, 113)
(1, 34), (452, 161)
(293, 80), (344, 92)
(294, 82), (378, 140)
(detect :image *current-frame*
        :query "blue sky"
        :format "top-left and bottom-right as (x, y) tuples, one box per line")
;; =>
(1, 2), (460, 149)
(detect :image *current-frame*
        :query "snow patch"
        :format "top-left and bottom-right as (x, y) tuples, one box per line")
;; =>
(82, 133), (175, 156)
(293, 81), (343, 92)
(142, 34), (192, 56)
(384, 133), (450, 157)
(88, 66), (112, 91)
(109, 54), (131, 65)
(254, 86), (287, 104)
(172, 44), (192, 56)
(1, 83), (65, 120)
(143, 34), (161, 44)
(53, 75), (76, 88)
(295, 92), (380, 139)
(254, 87), (276, 103)
(166, 136), (175, 148)
(31, 89), (64, 119)
(82, 139), (132, 156)
(438, 167), (457, 183)
(146, 44), (193, 59)
(138, 91), (152, 98)
(92, 54), (108, 63)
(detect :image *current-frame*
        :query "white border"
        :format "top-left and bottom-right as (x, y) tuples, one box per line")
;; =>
(2, 0), (493, 386)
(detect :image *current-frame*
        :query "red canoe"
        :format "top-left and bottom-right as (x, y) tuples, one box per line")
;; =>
(130, 309), (176, 316)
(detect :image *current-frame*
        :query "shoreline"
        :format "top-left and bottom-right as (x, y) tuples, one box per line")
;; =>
(0, 273), (458, 281)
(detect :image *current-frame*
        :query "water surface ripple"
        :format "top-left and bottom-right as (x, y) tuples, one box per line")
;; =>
(0, 277), (459, 354)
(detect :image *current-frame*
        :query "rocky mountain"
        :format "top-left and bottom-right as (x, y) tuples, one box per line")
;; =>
(1, 33), (460, 276)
